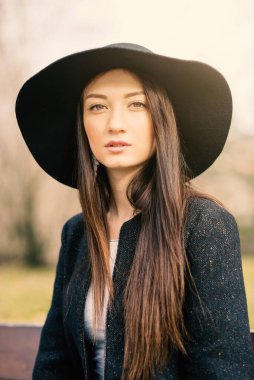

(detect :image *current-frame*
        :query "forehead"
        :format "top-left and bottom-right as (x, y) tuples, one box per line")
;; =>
(84, 68), (143, 93)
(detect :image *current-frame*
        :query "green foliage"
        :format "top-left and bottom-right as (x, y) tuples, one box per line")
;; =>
(0, 264), (54, 323)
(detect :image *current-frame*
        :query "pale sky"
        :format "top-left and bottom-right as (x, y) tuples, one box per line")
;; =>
(3, 0), (254, 134)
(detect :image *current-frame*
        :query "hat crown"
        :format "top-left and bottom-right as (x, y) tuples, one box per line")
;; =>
(104, 42), (153, 54)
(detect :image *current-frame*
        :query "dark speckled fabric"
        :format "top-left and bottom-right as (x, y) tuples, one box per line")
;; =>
(32, 197), (254, 379)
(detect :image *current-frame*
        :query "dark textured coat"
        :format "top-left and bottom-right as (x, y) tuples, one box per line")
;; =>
(32, 197), (254, 379)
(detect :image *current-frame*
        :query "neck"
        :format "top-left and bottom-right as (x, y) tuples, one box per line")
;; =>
(106, 166), (140, 220)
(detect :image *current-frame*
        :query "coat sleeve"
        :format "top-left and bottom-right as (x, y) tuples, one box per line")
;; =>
(32, 220), (74, 380)
(180, 199), (254, 380)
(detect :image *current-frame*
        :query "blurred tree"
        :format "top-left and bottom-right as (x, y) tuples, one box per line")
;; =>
(11, 178), (47, 267)
(0, 140), (48, 267)
(0, 0), (48, 267)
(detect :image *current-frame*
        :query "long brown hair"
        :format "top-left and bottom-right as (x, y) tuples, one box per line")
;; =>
(76, 68), (225, 379)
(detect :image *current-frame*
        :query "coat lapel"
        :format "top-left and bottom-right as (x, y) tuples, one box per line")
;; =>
(63, 230), (92, 377)
(103, 213), (141, 379)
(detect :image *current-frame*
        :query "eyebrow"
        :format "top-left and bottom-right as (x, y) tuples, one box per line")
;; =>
(84, 90), (145, 100)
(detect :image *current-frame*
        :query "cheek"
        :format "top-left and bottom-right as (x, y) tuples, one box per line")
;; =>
(135, 116), (154, 149)
(83, 117), (100, 146)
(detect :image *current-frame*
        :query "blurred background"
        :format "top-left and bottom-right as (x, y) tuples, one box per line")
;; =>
(0, 0), (253, 328)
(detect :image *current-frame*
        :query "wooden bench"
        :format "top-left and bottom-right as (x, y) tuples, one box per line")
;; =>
(0, 324), (42, 380)
(0, 324), (253, 380)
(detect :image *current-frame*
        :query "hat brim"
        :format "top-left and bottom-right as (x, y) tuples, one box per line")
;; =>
(15, 44), (232, 188)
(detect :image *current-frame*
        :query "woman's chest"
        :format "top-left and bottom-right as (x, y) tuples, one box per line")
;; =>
(107, 218), (124, 240)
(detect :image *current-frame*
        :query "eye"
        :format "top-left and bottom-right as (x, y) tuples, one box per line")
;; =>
(130, 101), (146, 109)
(88, 104), (106, 111)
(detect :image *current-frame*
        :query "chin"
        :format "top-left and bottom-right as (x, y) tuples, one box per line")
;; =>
(105, 161), (144, 170)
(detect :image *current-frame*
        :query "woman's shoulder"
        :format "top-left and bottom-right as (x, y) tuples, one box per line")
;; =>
(61, 211), (85, 244)
(63, 211), (84, 229)
(186, 195), (237, 223)
(184, 195), (239, 242)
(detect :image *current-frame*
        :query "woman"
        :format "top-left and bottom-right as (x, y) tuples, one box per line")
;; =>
(15, 43), (254, 379)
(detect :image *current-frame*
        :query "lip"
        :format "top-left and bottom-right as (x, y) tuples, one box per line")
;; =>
(105, 140), (131, 147)
(106, 146), (130, 152)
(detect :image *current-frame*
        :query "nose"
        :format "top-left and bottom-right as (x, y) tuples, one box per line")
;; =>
(107, 106), (126, 132)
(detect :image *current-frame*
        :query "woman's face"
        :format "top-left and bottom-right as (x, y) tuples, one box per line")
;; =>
(82, 68), (155, 174)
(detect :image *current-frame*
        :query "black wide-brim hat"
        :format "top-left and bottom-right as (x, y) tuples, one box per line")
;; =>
(15, 42), (232, 188)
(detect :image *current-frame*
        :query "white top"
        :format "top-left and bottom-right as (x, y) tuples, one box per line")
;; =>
(84, 239), (119, 379)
